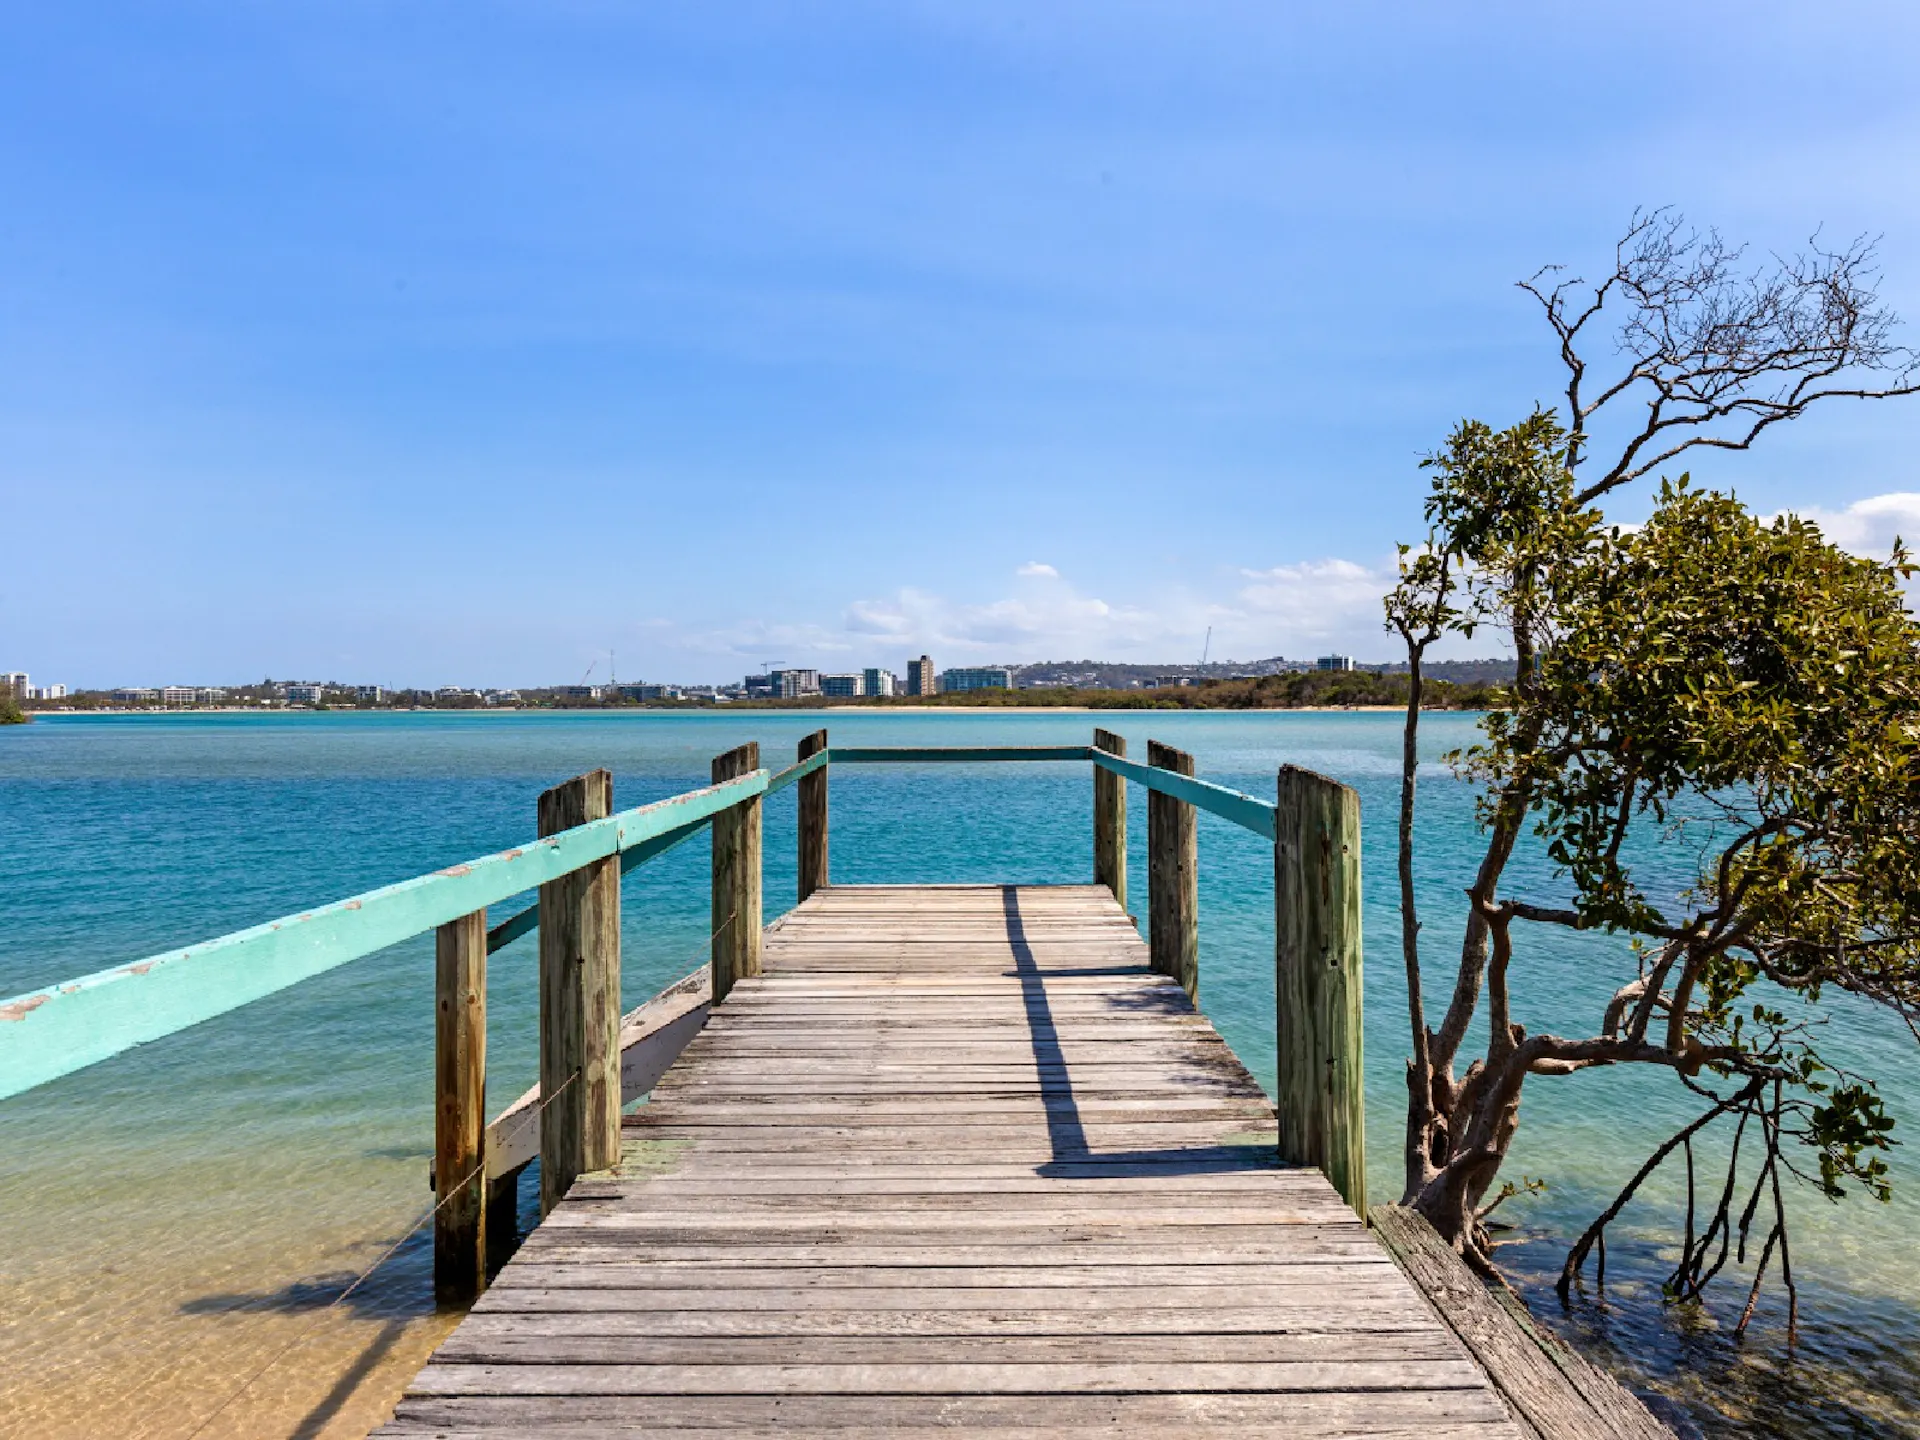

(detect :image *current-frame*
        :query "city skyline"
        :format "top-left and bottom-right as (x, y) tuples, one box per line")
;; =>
(7, 646), (1425, 699)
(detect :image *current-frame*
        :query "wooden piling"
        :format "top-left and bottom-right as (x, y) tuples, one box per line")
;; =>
(1092, 728), (1127, 910)
(711, 742), (763, 1004)
(484, 1170), (520, 1277)
(537, 769), (621, 1216)
(1147, 739), (1198, 999)
(797, 729), (829, 903)
(433, 907), (487, 1304)
(1274, 763), (1366, 1217)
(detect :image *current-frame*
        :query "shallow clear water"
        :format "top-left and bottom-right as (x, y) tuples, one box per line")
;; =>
(0, 710), (1914, 1438)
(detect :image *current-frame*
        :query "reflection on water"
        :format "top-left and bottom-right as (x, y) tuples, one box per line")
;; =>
(2, 710), (1916, 1438)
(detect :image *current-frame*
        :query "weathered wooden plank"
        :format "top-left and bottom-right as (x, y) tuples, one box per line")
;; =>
(451, 1301), (1439, 1335)
(485, 964), (711, 1180)
(485, 1267), (1413, 1297)
(384, 1390), (1520, 1435)
(432, 1331), (1467, 1366)
(406, 1357), (1495, 1396)
(1370, 1206), (1672, 1440)
(512, 1238), (1396, 1264)
(710, 742), (763, 1003)
(1092, 727), (1129, 908)
(537, 770), (622, 1214)
(387, 886), (1530, 1440)
(797, 728), (829, 902)
(1147, 740), (1199, 998)
(1274, 765), (1367, 1218)
(434, 907), (488, 1302)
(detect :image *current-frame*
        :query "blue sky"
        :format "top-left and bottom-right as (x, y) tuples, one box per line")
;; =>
(4, 2), (1919, 688)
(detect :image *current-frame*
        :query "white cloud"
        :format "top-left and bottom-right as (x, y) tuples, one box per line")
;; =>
(1782, 492), (1920, 560)
(1235, 558), (1394, 642)
(635, 548), (1502, 679)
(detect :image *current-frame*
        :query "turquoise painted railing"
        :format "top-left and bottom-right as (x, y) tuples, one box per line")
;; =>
(0, 740), (1274, 1102)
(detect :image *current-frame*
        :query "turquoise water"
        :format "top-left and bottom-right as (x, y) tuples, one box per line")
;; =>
(1, 710), (1915, 1438)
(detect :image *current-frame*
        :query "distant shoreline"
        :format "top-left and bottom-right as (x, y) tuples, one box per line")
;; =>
(31, 702), (1426, 717)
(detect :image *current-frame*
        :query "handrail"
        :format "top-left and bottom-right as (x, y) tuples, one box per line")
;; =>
(1088, 749), (1277, 841)
(0, 740), (1280, 1103)
(0, 768), (769, 1100)
(3, 726), (1368, 1304)
(829, 745), (1092, 763)
(826, 744), (1278, 841)
(764, 745), (830, 796)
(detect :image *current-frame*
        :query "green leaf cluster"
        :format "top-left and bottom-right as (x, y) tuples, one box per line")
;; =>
(1391, 411), (1920, 1202)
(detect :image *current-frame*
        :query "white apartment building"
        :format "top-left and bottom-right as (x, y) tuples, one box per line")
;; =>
(863, 667), (897, 697)
(768, 669), (821, 698)
(820, 673), (864, 698)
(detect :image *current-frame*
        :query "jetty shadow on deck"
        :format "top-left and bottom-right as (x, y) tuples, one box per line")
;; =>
(1001, 884), (1286, 1180)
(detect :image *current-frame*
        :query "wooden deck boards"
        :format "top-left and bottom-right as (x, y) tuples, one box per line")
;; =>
(381, 884), (1525, 1437)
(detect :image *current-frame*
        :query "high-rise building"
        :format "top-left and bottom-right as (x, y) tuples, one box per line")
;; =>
(941, 667), (1012, 693)
(820, 673), (864, 698)
(768, 668), (821, 698)
(3, 672), (27, 698)
(863, 667), (897, 697)
(1315, 654), (1355, 672)
(907, 656), (936, 696)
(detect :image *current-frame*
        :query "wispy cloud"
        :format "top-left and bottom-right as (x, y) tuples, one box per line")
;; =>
(1782, 492), (1920, 560)
(645, 555), (1417, 675)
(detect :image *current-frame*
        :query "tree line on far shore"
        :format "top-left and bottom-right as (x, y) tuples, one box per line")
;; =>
(723, 669), (1502, 711)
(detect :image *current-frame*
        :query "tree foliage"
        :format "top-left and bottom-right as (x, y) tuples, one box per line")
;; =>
(1388, 213), (1920, 1330)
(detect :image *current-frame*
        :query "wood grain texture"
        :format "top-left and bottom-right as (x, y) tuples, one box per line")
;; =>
(797, 729), (829, 902)
(710, 743), (763, 1003)
(383, 885), (1526, 1437)
(538, 769), (622, 1215)
(1092, 728), (1127, 909)
(1274, 764), (1367, 1218)
(435, 907), (488, 1302)
(1147, 740), (1197, 999)
(1370, 1206), (1673, 1440)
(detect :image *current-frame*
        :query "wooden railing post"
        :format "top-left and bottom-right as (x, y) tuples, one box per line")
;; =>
(711, 742), (763, 1003)
(1092, 728), (1127, 909)
(1147, 739), (1198, 999)
(1274, 763), (1366, 1217)
(433, 906), (487, 1303)
(536, 768), (621, 1216)
(797, 729), (829, 903)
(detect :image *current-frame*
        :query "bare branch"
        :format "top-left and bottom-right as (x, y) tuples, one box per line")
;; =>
(1514, 209), (1919, 504)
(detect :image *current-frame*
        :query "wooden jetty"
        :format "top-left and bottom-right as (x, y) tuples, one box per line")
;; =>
(0, 729), (1670, 1438)
(384, 881), (1521, 1436)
